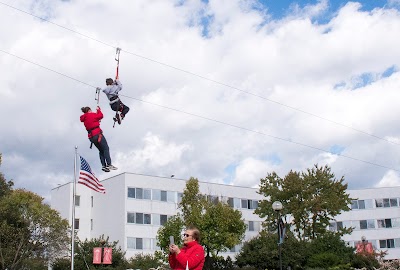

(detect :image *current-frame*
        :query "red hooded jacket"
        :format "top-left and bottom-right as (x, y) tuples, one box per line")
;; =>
(80, 108), (103, 138)
(169, 241), (205, 270)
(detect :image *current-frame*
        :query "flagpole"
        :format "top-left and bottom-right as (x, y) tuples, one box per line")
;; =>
(71, 146), (78, 270)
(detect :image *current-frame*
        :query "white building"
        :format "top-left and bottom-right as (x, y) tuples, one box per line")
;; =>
(51, 173), (264, 259)
(329, 186), (400, 260)
(51, 173), (400, 260)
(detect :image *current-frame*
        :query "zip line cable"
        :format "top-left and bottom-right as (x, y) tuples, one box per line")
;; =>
(0, 50), (97, 88)
(0, 48), (398, 173)
(0, 1), (398, 147)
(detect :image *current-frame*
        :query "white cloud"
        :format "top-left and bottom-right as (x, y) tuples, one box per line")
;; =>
(232, 157), (275, 187)
(375, 170), (400, 187)
(1, 0), (400, 199)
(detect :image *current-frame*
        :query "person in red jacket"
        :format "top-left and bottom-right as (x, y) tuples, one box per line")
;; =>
(80, 106), (117, 172)
(169, 226), (205, 270)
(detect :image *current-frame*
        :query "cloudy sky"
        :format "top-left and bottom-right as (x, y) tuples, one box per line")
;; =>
(1, 0), (400, 201)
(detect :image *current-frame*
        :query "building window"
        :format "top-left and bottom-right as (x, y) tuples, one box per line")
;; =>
(390, 198), (398, 207)
(74, 219), (80, 230)
(177, 192), (183, 203)
(360, 220), (375, 230)
(136, 188), (143, 199)
(167, 191), (176, 202)
(136, 213), (144, 224)
(378, 219), (392, 228)
(161, 191), (167, 202)
(252, 200), (258, 209)
(351, 200), (365, 210)
(208, 195), (219, 205)
(128, 188), (151, 200)
(380, 239), (395, 248)
(91, 219), (93, 230)
(127, 237), (154, 250)
(376, 198), (399, 208)
(160, 215), (168, 225)
(248, 221), (254, 231)
(127, 213), (135, 223)
(127, 237), (135, 248)
(152, 190), (175, 202)
(337, 221), (343, 230)
(128, 188), (135, 198)
(136, 238), (143, 249)
(392, 218), (400, 228)
(144, 214), (151, 224)
(75, 195), (80, 207)
(91, 196), (93, 207)
(144, 189), (151, 200)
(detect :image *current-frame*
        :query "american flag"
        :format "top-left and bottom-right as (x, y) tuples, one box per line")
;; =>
(78, 156), (105, 193)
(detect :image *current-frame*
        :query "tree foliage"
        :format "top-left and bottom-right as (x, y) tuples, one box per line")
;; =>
(255, 164), (353, 240)
(236, 230), (357, 270)
(157, 215), (185, 256)
(52, 235), (128, 270)
(0, 154), (13, 199)
(157, 177), (246, 262)
(0, 189), (70, 270)
(235, 230), (305, 270)
(126, 252), (165, 270)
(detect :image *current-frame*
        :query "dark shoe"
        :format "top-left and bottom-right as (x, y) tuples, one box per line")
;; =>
(113, 114), (121, 125)
(102, 166), (110, 172)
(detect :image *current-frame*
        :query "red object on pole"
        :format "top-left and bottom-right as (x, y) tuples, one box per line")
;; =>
(103, 247), (113, 264)
(356, 242), (373, 254)
(93, 247), (102, 264)
(115, 48), (121, 80)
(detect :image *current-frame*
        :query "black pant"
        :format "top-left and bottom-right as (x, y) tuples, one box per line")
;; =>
(111, 101), (129, 117)
(90, 134), (111, 167)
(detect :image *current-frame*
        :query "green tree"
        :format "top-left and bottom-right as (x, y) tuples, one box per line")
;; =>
(0, 189), (70, 270)
(157, 215), (185, 255)
(77, 235), (127, 269)
(126, 253), (165, 270)
(235, 230), (306, 270)
(305, 232), (355, 269)
(0, 154), (14, 198)
(255, 164), (353, 240)
(53, 235), (128, 269)
(157, 177), (246, 269)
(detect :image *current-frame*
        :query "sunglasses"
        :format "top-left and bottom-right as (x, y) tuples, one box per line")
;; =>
(183, 233), (192, 237)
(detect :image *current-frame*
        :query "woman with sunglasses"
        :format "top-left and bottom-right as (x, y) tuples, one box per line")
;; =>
(169, 226), (205, 270)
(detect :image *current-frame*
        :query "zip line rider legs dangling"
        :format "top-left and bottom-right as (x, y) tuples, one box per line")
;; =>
(80, 106), (118, 172)
(98, 78), (130, 125)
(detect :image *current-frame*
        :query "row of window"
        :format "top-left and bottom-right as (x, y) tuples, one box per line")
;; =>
(127, 237), (158, 250)
(76, 216), (261, 231)
(351, 197), (400, 210)
(125, 238), (246, 252)
(127, 212), (170, 226)
(126, 212), (261, 231)
(330, 217), (400, 231)
(127, 187), (259, 210)
(347, 239), (400, 249)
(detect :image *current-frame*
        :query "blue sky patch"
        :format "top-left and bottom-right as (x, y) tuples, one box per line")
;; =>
(329, 144), (345, 155)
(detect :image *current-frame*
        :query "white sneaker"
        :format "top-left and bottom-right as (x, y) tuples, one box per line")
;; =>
(107, 165), (118, 170)
(102, 166), (110, 172)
